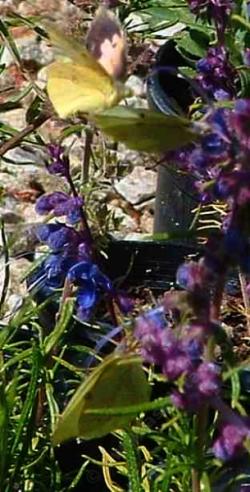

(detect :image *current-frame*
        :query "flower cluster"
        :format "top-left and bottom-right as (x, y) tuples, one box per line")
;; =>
(134, 298), (250, 460)
(46, 144), (70, 178)
(169, 100), (250, 276)
(134, 304), (220, 412)
(36, 192), (84, 224)
(196, 46), (237, 100)
(188, 0), (234, 40)
(33, 145), (132, 320)
(34, 220), (112, 319)
(213, 423), (250, 461)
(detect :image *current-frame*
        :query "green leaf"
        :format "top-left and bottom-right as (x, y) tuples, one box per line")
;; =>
(10, 344), (41, 456)
(0, 101), (22, 112)
(5, 369), (19, 414)
(177, 29), (209, 59)
(123, 431), (143, 492)
(141, 7), (179, 27)
(44, 298), (74, 355)
(26, 95), (45, 124)
(0, 19), (22, 65)
(93, 106), (199, 153)
(52, 353), (151, 444)
(0, 382), (9, 484)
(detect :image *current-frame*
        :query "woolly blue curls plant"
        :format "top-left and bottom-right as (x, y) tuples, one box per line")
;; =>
(33, 0), (250, 490)
(133, 0), (250, 485)
(34, 144), (132, 321)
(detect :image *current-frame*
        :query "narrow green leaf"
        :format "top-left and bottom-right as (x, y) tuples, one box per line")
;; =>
(123, 431), (143, 492)
(0, 348), (32, 373)
(5, 369), (19, 413)
(0, 19), (22, 65)
(0, 382), (9, 484)
(10, 344), (41, 455)
(44, 298), (74, 355)
(26, 95), (45, 124)
(0, 101), (22, 112)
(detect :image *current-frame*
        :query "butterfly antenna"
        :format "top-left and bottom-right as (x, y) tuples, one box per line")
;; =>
(85, 325), (124, 368)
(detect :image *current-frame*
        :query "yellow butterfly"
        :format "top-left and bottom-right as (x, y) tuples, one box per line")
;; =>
(44, 7), (131, 118)
(52, 352), (150, 444)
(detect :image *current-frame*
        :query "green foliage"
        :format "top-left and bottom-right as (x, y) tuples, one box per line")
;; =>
(0, 2), (250, 491)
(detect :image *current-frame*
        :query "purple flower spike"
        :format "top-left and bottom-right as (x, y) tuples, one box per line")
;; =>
(163, 338), (193, 380)
(176, 260), (208, 291)
(196, 47), (236, 101)
(213, 424), (250, 461)
(135, 307), (167, 366)
(66, 261), (113, 320)
(188, 0), (234, 40)
(46, 144), (70, 177)
(36, 192), (70, 215)
(36, 192), (84, 224)
(171, 387), (201, 412)
(196, 362), (221, 397)
(36, 223), (80, 251)
(231, 99), (250, 150)
(243, 48), (250, 67)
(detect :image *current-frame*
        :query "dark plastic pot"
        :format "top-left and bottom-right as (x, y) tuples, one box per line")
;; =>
(147, 39), (194, 116)
(147, 40), (198, 235)
(105, 236), (200, 290)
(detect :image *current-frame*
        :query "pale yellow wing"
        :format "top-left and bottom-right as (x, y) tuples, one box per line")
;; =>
(47, 61), (118, 117)
(44, 22), (111, 79)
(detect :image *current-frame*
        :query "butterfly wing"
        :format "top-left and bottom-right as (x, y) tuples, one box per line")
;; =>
(44, 22), (110, 77)
(44, 23), (127, 117)
(52, 354), (150, 444)
(47, 60), (119, 117)
(93, 106), (199, 153)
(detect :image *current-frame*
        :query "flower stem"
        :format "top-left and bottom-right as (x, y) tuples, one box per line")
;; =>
(82, 127), (93, 184)
(238, 268), (250, 336)
(192, 469), (201, 492)
(66, 172), (93, 245)
(193, 272), (226, 491)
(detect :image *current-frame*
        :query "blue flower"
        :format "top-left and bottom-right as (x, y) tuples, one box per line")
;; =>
(36, 223), (80, 251)
(196, 47), (236, 101)
(36, 192), (84, 224)
(231, 99), (250, 150)
(67, 261), (113, 320)
(46, 144), (70, 177)
(213, 424), (249, 461)
(43, 254), (76, 288)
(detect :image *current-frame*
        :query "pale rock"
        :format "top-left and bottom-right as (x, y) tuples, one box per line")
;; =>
(107, 204), (138, 234)
(114, 166), (157, 205)
(1, 108), (26, 131)
(126, 75), (145, 97)
(140, 209), (154, 233)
